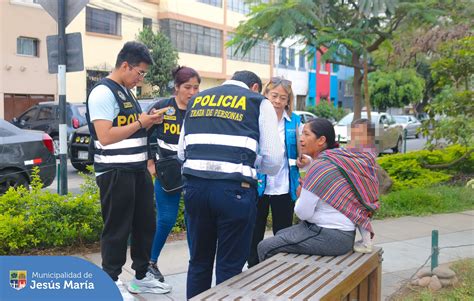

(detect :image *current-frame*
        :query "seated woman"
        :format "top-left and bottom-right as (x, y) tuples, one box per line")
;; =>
(257, 118), (379, 261)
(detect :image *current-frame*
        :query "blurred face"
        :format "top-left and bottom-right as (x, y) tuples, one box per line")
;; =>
(266, 85), (289, 117)
(123, 62), (148, 89)
(175, 76), (200, 105)
(300, 123), (327, 158)
(350, 124), (373, 148)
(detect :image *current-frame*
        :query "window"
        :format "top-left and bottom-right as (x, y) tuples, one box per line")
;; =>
(332, 64), (339, 73)
(227, 0), (250, 14)
(17, 37), (39, 57)
(344, 81), (353, 97)
(160, 19), (222, 57)
(87, 70), (110, 95)
(86, 6), (121, 36)
(143, 18), (152, 29)
(288, 48), (295, 68)
(20, 108), (39, 122)
(299, 51), (306, 70)
(198, 0), (222, 7)
(279, 47), (287, 66)
(320, 61), (327, 72)
(226, 33), (270, 64)
(38, 107), (53, 120)
(0, 128), (15, 137)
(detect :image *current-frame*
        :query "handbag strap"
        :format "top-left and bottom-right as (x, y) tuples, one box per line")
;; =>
(155, 137), (164, 160)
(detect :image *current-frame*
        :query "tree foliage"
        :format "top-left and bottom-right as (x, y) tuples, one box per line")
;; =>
(230, 0), (442, 120)
(368, 69), (425, 110)
(137, 27), (178, 97)
(422, 36), (474, 148)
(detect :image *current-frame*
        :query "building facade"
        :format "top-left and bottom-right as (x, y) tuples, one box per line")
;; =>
(1, 0), (274, 119)
(273, 38), (308, 111)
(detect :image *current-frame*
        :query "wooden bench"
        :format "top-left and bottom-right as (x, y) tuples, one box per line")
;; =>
(191, 247), (383, 300)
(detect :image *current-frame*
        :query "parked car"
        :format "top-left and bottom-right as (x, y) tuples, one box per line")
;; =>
(69, 98), (162, 172)
(293, 111), (317, 123)
(11, 102), (87, 155)
(334, 112), (404, 154)
(394, 115), (422, 138)
(0, 119), (56, 194)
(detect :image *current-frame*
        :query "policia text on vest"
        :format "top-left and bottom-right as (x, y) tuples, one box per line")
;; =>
(189, 94), (247, 122)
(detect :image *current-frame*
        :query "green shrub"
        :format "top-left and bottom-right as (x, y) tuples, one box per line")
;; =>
(307, 101), (346, 122)
(377, 145), (474, 191)
(376, 185), (474, 219)
(0, 167), (102, 255)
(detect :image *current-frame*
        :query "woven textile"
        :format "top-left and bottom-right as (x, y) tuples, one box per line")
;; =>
(303, 148), (379, 233)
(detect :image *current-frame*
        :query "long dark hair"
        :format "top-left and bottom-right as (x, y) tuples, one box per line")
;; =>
(307, 118), (339, 149)
(172, 66), (201, 87)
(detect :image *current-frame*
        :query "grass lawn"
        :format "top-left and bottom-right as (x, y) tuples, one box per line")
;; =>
(375, 185), (474, 219)
(392, 259), (474, 301)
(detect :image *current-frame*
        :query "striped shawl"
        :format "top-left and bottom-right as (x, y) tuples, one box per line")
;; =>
(302, 148), (379, 233)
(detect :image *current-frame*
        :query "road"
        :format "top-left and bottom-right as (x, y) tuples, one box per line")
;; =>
(47, 136), (429, 194)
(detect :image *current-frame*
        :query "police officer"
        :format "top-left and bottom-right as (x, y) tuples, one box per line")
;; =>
(86, 41), (171, 300)
(146, 66), (201, 282)
(178, 70), (284, 299)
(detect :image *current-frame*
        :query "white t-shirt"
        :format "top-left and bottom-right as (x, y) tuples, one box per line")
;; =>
(88, 83), (129, 176)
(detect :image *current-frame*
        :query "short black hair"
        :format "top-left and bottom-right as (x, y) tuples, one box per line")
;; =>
(231, 70), (262, 93)
(352, 118), (376, 137)
(115, 41), (153, 69)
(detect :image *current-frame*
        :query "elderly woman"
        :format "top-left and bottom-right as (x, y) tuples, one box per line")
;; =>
(257, 118), (379, 261)
(247, 77), (302, 268)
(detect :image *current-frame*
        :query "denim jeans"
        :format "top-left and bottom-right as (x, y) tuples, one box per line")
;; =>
(150, 180), (182, 262)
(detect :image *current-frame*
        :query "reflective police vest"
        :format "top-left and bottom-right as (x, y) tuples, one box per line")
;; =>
(86, 78), (148, 173)
(182, 84), (263, 186)
(149, 97), (185, 160)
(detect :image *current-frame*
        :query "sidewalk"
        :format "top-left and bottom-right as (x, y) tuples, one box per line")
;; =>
(75, 210), (474, 300)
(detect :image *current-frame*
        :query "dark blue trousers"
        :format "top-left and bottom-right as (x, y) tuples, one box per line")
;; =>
(184, 176), (257, 299)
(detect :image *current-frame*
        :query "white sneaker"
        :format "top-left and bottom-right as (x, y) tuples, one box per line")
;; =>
(127, 272), (172, 294)
(353, 240), (373, 253)
(115, 279), (137, 301)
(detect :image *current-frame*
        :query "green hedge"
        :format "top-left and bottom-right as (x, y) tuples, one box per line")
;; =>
(377, 145), (474, 191)
(0, 168), (102, 255)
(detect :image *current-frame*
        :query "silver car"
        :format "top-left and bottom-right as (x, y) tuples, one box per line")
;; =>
(394, 115), (422, 138)
(334, 112), (404, 153)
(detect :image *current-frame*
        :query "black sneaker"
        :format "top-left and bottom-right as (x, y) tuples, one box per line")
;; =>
(147, 262), (164, 282)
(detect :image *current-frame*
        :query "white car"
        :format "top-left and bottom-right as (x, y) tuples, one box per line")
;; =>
(334, 112), (404, 153)
(394, 115), (422, 138)
(293, 111), (317, 123)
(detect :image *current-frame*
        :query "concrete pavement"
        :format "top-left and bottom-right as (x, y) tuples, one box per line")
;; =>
(75, 210), (474, 300)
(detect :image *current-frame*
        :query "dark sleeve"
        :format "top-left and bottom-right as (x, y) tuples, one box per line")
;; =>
(146, 99), (168, 160)
(148, 99), (165, 114)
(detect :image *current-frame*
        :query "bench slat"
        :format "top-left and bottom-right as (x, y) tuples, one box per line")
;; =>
(190, 247), (382, 301)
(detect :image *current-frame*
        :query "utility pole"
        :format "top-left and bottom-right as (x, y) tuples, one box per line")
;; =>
(40, 0), (87, 195)
(58, 0), (68, 195)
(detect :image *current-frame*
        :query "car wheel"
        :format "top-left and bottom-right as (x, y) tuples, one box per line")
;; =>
(52, 136), (60, 157)
(0, 170), (29, 194)
(392, 137), (403, 153)
(71, 161), (91, 173)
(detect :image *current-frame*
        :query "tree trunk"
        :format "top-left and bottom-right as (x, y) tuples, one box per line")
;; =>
(364, 53), (372, 122)
(353, 52), (363, 120)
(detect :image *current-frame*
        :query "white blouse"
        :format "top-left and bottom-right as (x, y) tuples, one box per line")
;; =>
(294, 188), (355, 231)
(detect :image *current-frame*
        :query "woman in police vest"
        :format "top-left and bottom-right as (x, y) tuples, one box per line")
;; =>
(146, 66), (201, 281)
(248, 77), (302, 267)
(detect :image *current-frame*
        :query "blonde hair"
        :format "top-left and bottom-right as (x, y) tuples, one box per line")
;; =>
(263, 77), (294, 115)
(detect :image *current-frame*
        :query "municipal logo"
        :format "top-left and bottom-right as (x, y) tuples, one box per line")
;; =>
(166, 107), (175, 115)
(10, 270), (27, 290)
(117, 90), (127, 101)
